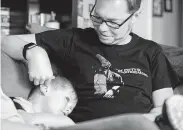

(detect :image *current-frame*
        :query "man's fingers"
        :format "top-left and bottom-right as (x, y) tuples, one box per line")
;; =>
(39, 75), (54, 85)
(39, 77), (45, 85)
(34, 78), (40, 86)
(52, 75), (55, 79)
(45, 78), (52, 86)
(29, 74), (34, 82)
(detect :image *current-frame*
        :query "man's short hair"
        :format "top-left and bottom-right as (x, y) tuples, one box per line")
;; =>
(127, 0), (141, 12)
(96, 0), (142, 13)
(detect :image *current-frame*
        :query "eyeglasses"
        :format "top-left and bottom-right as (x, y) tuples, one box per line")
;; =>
(90, 4), (135, 29)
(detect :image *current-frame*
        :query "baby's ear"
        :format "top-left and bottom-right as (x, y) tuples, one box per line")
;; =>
(40, 85), (50, 96)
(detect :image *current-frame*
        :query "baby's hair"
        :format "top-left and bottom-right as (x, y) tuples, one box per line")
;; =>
(50, 76), (73, 91)
(28, 76), (75, 100)
(28, 76), (78, 115)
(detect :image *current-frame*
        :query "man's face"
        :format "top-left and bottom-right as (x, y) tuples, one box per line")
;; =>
(92, 0), (135, 45)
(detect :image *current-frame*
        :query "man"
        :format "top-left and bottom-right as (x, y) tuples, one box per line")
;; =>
(2, 0), (182, 130)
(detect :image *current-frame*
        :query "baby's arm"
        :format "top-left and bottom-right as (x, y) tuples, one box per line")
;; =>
(18, 110), (75, 129)
(1, 119), (40, 130)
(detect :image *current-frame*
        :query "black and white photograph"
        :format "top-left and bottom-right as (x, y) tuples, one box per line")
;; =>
(164, 0), (173, 12)
(1, 0), (183, 130)
(153, 0), (163, 16)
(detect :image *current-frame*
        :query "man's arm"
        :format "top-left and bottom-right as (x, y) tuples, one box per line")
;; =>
(1, 34), (36, 61)
(1, 34), (54, 86)
(143, 87), (174, 121)
(151, 87), (174, 114)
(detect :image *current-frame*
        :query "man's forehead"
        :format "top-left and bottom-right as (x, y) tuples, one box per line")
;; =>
(96, 0), (128, 10)
(95, 0), (130, 19)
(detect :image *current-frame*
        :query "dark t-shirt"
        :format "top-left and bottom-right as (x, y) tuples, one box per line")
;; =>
(35, 28), (180, 122)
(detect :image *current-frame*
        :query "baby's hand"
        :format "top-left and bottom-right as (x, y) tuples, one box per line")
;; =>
(13, 97), (35, 113)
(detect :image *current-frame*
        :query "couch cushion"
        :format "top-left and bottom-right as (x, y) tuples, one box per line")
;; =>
(160, 45), (183, 94)
(1, 51), (33, 98)
(161, 45), (183, 82)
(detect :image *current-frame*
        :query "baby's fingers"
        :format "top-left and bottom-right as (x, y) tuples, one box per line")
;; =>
(14, 97), (29, 103)
(13, 99), (27, 108)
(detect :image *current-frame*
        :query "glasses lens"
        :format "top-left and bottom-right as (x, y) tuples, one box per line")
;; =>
(106, 22), (120, 29)
(91, 15), (102, 24)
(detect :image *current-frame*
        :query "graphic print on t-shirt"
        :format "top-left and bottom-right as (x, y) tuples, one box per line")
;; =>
(93, 54), (124, 99)
(93, 54), (149, 99)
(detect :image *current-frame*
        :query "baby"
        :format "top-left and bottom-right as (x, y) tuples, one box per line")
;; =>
(13, 76), (78, 116)
(4, 76), (78, 129)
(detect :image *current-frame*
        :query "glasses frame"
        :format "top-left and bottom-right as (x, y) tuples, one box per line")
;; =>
(90, 4), (135, 29)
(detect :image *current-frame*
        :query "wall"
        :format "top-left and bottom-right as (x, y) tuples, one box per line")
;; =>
(132, 0), (153, 40)
(74, 0), (95, 28)
(182, 0), (183, 47)
(152, 0), (182, 47)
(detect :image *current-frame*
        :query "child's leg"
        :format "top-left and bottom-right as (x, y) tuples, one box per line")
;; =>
(17, 110), (75, 128)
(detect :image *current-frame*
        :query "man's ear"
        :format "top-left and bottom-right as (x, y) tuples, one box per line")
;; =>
(131, 10), (141, 25)
(135, 10), (141, 18)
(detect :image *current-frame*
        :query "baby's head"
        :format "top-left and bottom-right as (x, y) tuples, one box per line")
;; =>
(28, 76), (74, 115)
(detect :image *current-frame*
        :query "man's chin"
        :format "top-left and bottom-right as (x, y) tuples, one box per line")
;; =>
(99, 37), (114, 45)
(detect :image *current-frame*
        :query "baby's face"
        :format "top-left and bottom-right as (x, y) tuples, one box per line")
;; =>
(31, 84), (68, 115)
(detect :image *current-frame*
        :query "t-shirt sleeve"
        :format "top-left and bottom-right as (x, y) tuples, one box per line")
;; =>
(35, 29), (75, 61)
(151, 47), (180, 91)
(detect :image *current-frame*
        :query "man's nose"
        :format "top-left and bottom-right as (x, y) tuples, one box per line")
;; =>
(98, 22), (109, 31)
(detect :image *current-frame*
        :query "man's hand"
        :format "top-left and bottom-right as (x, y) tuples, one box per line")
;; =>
(13, 97), (35, 113)
(26, 46), (55, 86)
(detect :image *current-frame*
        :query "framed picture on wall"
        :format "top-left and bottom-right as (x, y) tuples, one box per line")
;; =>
(164, 0), (173, 12)
(153, 0), (163, 17)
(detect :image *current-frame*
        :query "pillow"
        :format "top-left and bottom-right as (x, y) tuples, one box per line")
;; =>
(161, 45), (183, 84)
(1, 51), (32, 98)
